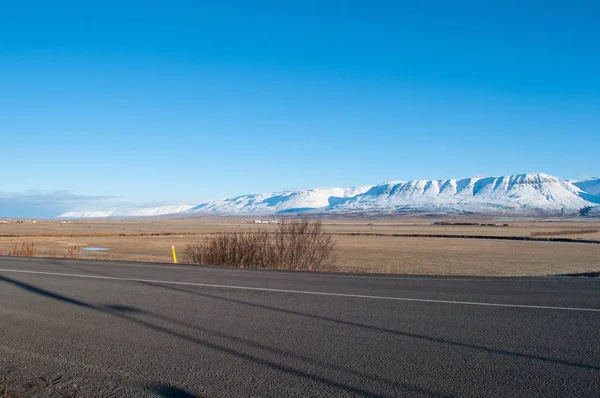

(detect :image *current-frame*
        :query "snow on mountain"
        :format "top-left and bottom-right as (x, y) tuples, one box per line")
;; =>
(56, 173), (600, 218)
(58, 204), (194, 218)
(123, 204), (195, 217)
(188, 187), (372, 215)
(572, 177), (600, 197)
(58, 211), (116, 218)
(331, 173), (596, 215)
(186, 173), (599, 216)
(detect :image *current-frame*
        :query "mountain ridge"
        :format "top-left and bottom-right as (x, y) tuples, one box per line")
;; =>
(573, 177), (600, 197)
(58, 173), (600, 218)
(58, 204), (195, 219)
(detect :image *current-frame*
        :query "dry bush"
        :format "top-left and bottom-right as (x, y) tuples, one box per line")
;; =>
(22, 242), (36, 257)
(10, 243), (22, 256)
(274, 218), (336, 271)
(7, 242), (36, 257)
(47, 248), (58, 258)
(185, 219), (336, 271)
(186, 230), (274, 268)
(65, 246), (80, 259)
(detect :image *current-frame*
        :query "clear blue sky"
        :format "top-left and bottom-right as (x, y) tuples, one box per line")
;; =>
(1, 1), (599, 214)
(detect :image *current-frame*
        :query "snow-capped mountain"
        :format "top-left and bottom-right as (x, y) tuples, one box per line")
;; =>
(572, 177), (600, 197)
(57, 173), (600, 218)
(58, 204), (194, 218)
(188, 187), (372, 215)
(587, 207), (600, 217)
(186, 173), (600, 217)
(330, 173), (599, 215)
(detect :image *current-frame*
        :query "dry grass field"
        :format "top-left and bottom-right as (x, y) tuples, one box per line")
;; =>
(1, 217), (599, 276)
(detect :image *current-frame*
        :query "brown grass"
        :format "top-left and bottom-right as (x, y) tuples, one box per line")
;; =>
(1, 218), (600, 276)
(2, 217), (600, 238)
(531, 229), (599, 236)
(331, 235), (600, 276)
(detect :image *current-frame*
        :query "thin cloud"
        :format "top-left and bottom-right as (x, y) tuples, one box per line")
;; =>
(0, 191), (119, 218)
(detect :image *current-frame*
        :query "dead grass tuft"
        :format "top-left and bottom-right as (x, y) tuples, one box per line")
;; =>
(65, 246), (80, 259)
(23, 242), (36, 257)
(7, 242), (36, 257)
(9, 243), (20, 256)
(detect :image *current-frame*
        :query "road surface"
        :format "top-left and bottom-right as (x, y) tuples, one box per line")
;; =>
(1, 257), (599, 397)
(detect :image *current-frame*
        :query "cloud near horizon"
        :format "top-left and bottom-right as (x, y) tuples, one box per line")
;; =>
(0, 190), (119, 218)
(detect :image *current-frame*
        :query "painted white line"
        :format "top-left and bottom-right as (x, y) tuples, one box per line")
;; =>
(1, 268), (599, 312)
(0, 257), (583, 282)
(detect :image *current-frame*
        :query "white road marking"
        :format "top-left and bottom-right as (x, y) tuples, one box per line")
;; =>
(0, 268), (599, 312)
(0, 257), (575, 282)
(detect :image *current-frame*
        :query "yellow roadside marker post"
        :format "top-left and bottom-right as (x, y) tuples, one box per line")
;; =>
(171, 245), (177, 264)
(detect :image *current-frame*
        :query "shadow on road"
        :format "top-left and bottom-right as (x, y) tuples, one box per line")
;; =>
(0, 274), (449, 398)
(149, 384), (200, 398)
(138, 279), (600, 373)
(102, 302), (407, 393)
(33, 262), (440, 394)
(49, 261), (600, 373)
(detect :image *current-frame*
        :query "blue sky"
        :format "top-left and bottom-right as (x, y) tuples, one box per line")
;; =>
(1, 1), (599, 216)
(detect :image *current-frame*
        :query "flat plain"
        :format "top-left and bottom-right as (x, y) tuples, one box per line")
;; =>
(1, 217), (599, 276)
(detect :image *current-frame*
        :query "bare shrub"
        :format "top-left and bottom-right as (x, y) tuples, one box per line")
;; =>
(47, 248), (58, 258)
(23, 242), (36, 257)
(7, 242), (36, 257)
(65, 246), (80, 259)
(273, 219), (336, 271)
(10, 243), (21, 256)
(185, 219), (336, 271)
(185, 230), (275, 269)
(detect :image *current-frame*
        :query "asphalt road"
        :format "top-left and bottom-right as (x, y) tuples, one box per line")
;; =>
(1, 257), (599, 397)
